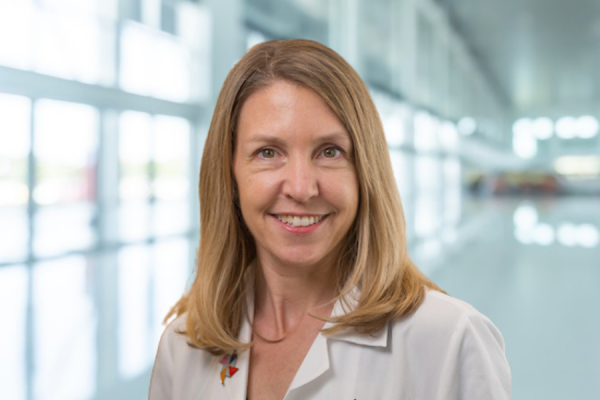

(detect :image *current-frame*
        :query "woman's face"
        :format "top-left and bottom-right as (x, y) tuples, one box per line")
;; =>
(233, 80), (359, 272)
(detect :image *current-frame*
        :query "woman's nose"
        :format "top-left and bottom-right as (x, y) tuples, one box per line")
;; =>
(281, 157), (319, 202)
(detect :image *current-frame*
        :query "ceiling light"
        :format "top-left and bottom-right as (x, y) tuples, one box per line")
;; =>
(457, 117), (476, 135)
(439, 121), (458, 151)
(554, 156), (600, 176)
(513, 130), (538, 159)
(384, 114), (405, 147)
(532, 117), (553, 140)
(414, 112), (438, 152)
(576, 116), (599, 139)
(556, 117), (577, 139)
(513, 118), (531, 136)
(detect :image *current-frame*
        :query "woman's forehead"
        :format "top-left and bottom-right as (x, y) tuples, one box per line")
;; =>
(236, 81), (350, 141)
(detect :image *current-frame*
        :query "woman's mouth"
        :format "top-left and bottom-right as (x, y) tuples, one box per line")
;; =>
(275, 214), (326, 228)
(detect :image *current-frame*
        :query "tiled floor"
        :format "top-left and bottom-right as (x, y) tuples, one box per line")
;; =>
(2, 195), (599, 399)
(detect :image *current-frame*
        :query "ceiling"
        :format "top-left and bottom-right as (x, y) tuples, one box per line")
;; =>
(442, 0), (600, 118)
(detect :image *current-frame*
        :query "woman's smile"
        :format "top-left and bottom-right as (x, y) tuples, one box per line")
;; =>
(271, 213), (329, 233)
(274, 214), (326, 228)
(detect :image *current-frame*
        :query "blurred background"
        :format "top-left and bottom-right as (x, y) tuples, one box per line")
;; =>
(0, 0), (599, 399)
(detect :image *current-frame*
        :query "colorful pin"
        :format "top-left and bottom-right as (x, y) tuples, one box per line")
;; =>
(219, 353), (239, 385)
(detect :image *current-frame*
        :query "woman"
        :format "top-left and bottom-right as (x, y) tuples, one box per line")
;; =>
(150, 39), (511, 400)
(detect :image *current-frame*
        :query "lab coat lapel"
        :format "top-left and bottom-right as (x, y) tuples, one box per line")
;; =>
(324, 287), (389, 347)
(284, 329), (330, 396)
(283, 286), (391, 397)
(282, 289), (357, 396)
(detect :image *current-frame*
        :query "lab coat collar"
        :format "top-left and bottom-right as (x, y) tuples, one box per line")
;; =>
(322, 287), (389, 348)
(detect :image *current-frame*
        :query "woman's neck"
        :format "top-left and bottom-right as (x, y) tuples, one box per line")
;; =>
(253, 257), (337, 339)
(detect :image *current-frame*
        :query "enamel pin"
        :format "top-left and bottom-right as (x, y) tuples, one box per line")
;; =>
(219, 353), (239, 385)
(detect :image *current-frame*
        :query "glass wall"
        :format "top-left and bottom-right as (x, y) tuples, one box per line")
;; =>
(0, 0), (205, 397)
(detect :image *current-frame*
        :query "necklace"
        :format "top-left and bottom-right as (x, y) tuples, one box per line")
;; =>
(246, 311), (287, 343)
(251, 325), (286, 343)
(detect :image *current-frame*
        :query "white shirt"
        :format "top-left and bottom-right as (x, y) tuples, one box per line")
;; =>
(149, 289), (511, 400)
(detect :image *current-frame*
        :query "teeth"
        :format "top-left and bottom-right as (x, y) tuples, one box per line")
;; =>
(276, 214), (324, 228)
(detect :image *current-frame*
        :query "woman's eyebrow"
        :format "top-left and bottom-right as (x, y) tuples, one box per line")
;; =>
(245, 134), (286, 146)
(314, 132), (352, 146)
(245, 132), (352, 147)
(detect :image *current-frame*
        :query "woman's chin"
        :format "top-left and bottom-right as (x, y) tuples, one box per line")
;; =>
(261, 250), (335, 272)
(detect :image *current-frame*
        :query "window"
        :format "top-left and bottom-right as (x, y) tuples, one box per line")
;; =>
(0, 265), (28, 400)
(0, 0), (204, 395)
(33, 100), (99, 257)
(0, 94), (30, 263)
(33, 256), (96, 399)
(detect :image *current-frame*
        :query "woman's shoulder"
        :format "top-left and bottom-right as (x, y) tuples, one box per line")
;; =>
(391, 289), (506, 354)
(389, 289), (511, 397)
(150, 313), (215, 398)
(157, 313), (191, 353)
(163, 312), (188, 336)
(155, 312), (214, 361)
(406, 289), (500, 331)
(421, 289), (486, 318)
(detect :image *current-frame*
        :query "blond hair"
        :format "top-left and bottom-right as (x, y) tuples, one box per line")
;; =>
(166, 39), (444, 355)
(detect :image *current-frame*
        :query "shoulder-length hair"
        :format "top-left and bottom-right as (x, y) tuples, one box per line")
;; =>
(166, 39), (444, 355)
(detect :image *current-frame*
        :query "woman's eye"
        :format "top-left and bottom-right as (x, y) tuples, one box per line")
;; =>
(321, 147), (341, 158)
(258, 148), (276, 158)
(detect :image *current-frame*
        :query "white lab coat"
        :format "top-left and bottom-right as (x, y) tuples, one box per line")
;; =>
(149, 288), (511, 399)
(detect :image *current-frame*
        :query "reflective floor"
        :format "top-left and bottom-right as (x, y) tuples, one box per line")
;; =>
(1, 195), (599, 400)
(418, 196), (600, 400)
